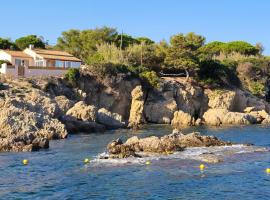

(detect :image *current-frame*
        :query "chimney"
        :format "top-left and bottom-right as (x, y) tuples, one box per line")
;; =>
(29, 44), (34, 50)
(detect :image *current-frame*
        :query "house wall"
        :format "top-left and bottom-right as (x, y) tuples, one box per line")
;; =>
(24, 66), (68, 77)
(11, 57), (34, 66)
(0, 51), (12, 63)
(0, 63), (18, 77)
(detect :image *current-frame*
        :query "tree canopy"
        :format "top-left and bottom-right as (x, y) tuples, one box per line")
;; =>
(15, 35), (46, 50)
(165, 32), (205, 74)
(0, 38), (17, 50)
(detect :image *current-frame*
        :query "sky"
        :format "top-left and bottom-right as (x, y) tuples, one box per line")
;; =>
(1, 0), (270, 54)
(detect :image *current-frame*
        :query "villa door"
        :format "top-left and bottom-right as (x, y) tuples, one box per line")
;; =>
(18, 65), (25, 77)
(16, 59), (28, 77)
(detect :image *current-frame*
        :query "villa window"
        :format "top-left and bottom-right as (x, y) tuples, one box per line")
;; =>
(55, 60), (64, 68)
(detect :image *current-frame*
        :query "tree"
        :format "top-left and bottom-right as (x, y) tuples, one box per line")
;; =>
(114, 33), (139, 49)
(198, 41), (225, 59)
(57, 27), (118, 62)
(15, 35), (45, 50)
(165, 32), (205, 80)
(56, 29), (82, 58)
(222, 41), (259, 55)
(0, 38), (17, 50)
(136, 37), (155, 45)
(125, 43), (165, 71)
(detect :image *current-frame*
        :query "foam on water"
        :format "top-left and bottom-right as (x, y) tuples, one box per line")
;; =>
(89, 145), (269, 167)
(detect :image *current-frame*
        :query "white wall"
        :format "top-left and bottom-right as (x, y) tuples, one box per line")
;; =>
(24, 67), (68, 78)
(0, 51), (12, 63)
(0, 63), (18, 77)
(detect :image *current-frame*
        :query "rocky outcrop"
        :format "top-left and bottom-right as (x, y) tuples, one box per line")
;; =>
(97, 108), (126, 129)
(144, 99), (177, 124)
(202, 109), (229, 126)
(78, 73), (141, 120)
(105, 132), (232, 158)
(54, 95), (75, 115)
(66, 101), (97, 122)
(128, 86), (145, 128)
(171, 110), (195, 127)
(203, 108), (257, 126)
(62, 115), (105, 133)
(222, 112), (256, 125)
(175, 84), (208, 117)
(0, 98), (67, 152)
(206, 90), (236, 110)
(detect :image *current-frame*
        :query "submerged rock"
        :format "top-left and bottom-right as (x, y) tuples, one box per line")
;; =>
(105, 132), (232, 159)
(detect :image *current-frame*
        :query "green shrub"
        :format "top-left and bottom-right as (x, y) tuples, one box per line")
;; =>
(139, 70), (160, 88)
(198, 59), (240, 86)
(249, 81), (265, 96)
(65, 68), (80, 84)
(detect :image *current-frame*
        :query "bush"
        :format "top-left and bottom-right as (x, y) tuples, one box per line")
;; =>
(249, 81), (265, 96)
(198, 59), (239, 86)
(139, 70), (160, 88)
(65, 68), (80, 84)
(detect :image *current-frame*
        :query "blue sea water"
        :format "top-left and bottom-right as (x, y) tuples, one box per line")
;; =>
(1, 125), (270, 200)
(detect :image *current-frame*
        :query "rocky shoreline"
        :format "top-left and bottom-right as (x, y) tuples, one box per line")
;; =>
(0, 71), (269, 152)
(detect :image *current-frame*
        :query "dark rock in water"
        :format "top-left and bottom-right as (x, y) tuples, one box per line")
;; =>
(105, 132), (232, 159)
(107, 138), (137, 158)
(61, 115), (105, 133)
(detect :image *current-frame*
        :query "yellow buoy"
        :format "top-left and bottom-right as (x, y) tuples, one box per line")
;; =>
(199, 164), (205, 170)
(22, 159), (28, 165)
(84, 158), (90, 164)
(265, 168), (270, 173)
(145, 161), (151, 165)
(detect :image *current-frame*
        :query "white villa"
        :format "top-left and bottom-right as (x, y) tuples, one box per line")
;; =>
(0, 45), (82, 77)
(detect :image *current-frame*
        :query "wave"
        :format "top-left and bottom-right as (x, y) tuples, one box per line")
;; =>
(88, 145), (269, 167)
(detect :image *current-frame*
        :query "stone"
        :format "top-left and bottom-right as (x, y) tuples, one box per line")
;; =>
(54, 95), (75, 115)
(66, 101), (97, 122)
(198, 153), (224, 163)
(105, 132), (232, 158)
(222, 112), (256, 125)
(171, 110), (195, 127)
(144, 99), (177, 124)
(128, 86), (145, 128)
(62, 115), (105, 133)
(0, 99), (67, 152)
(97, 108), (126, 129)
(202, 108), (229, 126)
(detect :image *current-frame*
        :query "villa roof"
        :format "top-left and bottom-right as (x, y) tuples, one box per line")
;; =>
(1, 50), (32, 59)
(32, 49), (81, 62)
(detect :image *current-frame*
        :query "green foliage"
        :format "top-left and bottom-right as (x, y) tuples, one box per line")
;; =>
(136, 37), (155, 45)
(198, 59), (239, 86)
(15, 35), (45, 50)
(56, 27), (117, 61)
(222, 41), (259, 55)
(125, 43), (164, 71)
(0, 38), (17, 49)
(114, 34), (139, 49)
(249, 81), (265, 96)
(139, 70), (160, 88)
(165, 32), (205, 72)
(65, 68), (80, 84)
(56, 29), (82, 58)
(198, 41), (224, 59)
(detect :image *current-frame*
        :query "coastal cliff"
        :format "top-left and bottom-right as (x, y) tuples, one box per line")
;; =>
(0, 70), (270, 152)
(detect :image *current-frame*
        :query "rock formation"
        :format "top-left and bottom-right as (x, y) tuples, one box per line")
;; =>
(128, 86), (145, 128)
(105, 132), (232, 159)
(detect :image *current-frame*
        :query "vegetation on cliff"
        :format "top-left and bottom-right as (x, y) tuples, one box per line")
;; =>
(1, 27), (270, 97)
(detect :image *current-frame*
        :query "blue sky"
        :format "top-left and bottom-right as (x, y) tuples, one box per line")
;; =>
(1, 0), (270, 54)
